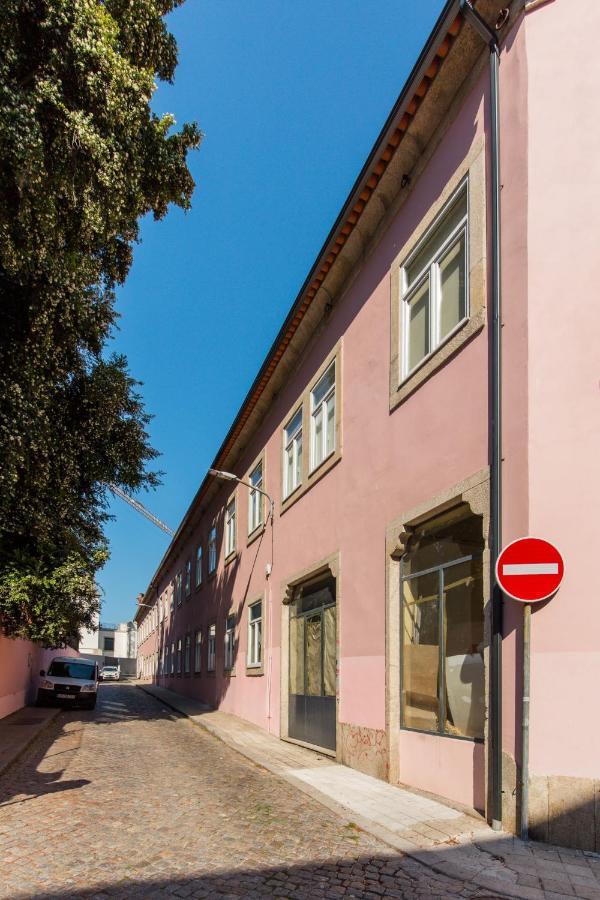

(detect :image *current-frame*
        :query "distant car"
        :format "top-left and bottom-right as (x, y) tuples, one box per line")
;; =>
(37, 657), (98, 709)
(99, 665), (120, 681)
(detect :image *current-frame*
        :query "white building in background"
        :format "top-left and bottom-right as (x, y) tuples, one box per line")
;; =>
(79, 612), (137, 673)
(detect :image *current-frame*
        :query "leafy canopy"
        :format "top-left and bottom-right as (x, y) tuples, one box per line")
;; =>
(0, 0), (201, 644)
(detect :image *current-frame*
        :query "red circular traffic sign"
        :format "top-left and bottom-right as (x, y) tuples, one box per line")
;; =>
(495, 537), (564, 602)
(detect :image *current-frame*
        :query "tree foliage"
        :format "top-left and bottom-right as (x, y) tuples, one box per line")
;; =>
(0, 0), (201, 644)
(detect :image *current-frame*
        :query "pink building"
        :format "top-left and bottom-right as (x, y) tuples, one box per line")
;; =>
(136, 0), (600, 850)
(0, 635), (78, 720)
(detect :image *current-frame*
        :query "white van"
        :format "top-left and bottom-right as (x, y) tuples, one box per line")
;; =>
(38, 656), (99, 709)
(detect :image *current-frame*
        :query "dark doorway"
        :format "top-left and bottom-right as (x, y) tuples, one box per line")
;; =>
(288, 576), (336, 751)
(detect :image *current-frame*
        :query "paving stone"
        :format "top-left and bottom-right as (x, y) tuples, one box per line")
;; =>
(0, 685), (478, 900)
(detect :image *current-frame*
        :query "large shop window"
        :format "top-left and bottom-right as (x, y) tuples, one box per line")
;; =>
(401, 182), (468, 378)
(401, 506), (484, 740)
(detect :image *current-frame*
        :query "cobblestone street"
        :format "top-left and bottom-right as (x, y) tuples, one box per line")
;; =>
(0, 684), (501, 899)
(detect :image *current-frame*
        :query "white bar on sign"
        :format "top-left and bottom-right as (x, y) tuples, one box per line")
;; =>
(502, 563), (559, 576)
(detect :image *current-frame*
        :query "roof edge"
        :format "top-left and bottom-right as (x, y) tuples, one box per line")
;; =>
(140, 0), (466, 607)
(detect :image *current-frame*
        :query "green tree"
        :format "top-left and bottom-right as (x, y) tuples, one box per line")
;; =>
(0, 0), (201, 644)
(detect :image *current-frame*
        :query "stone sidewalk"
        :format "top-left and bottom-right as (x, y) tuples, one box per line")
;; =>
(0, 705), (60, 777)
(139, 683), (600, 900)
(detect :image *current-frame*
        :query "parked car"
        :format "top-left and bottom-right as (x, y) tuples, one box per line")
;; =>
(37, 657), (98, 709)
(99, 665), (120, 681)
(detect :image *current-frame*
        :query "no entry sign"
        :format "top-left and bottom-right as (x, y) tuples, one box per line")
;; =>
(496, 537), (564, 602)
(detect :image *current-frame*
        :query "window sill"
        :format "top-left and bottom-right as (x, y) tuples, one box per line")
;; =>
(400, 725), (483, 744)
(390, 310), (484, 410)
(223, 667), (236, 677)
(224, 549), (237, 566)
(207, 570), (217, 581)
(246, 523), (266, 548)
(245, 664), (264, 677)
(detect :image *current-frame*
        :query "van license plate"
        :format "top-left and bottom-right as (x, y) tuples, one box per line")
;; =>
(57, 693), (75, 699)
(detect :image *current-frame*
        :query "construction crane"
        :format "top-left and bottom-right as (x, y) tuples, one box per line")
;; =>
(108, 483), (174, 537)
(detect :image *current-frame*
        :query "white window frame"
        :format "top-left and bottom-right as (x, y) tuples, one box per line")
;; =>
(170, 641), (175, 675)
(247, 601), (262, 668)
(184, 633), (191, 674)
(208, 526), (217, 574)
(194, 629), (202, 673)
(185, 560), (191, 597)
(207, 624), (216, 672)
(175, 572), (182, 606)
(283, 407), (303, 499)
(176, 638), (182, 674)
(225, 497), (236, 557)
(195, 545), (202, 588)
(224, 614), (235, 670)
(310, 361), (336, 472)
(248, 462), (264, 535)
(400, 180), (469, 381)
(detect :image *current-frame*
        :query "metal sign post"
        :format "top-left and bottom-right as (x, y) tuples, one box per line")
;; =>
(495, 537), (564, 841)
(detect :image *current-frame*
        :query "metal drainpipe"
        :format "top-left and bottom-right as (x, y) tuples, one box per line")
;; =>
(459, 0), (503, 831)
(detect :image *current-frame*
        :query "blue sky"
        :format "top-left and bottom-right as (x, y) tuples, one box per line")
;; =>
(100, 0), (445, 625)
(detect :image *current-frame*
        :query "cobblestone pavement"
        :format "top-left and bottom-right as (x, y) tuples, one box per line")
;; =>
(0, 684), (505, 900)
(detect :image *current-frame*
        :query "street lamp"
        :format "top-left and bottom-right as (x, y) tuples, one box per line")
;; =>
(208, 468), (275, 525)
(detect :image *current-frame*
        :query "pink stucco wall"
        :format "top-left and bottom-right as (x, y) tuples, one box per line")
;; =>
(522, 0), (600, 779)
(0, 634), (79, 720)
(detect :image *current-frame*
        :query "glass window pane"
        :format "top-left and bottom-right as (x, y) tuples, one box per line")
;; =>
(312, 363), (335, 407)
(313, 406), (323, 466)
(444, 558), (484, 739)
(295, 434), (302, 485)
(407, 277), (430, 372)
(402, 571), (439, 732)
(440, 232), (466, 340)
(305, 614), (322, 696)
(323, 605), (336, 697)
(326, 395), (335, 456)
(406, 187), (468, 287)
(289, 614), (305, 695)
(285, 408), (302, 441)
(250, 602), (261, 622)
(285, 446), (293, 494)
(256, 618), (262, 663)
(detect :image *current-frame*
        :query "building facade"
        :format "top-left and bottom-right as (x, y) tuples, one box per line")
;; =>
(79, 614), (137, 673)
(136, 0), (600, 849)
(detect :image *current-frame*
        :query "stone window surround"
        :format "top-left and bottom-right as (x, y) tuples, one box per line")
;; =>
(279, 552), (340, 758)
(280, 341), (343, 516)
(193, 628), (202, 677)
(206, 621), (216, 675)
(245, 449), (267, 547)
(183, 631), (192, 677)
(224, 488), (237, 565)
(385, 468), (491, 803)
(223, 608), (237, 676)
(245, 594), (265, 676)
(207, 521), (218, 579)
(194, 544), (203, 591)
(389, 140), (487, 409)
